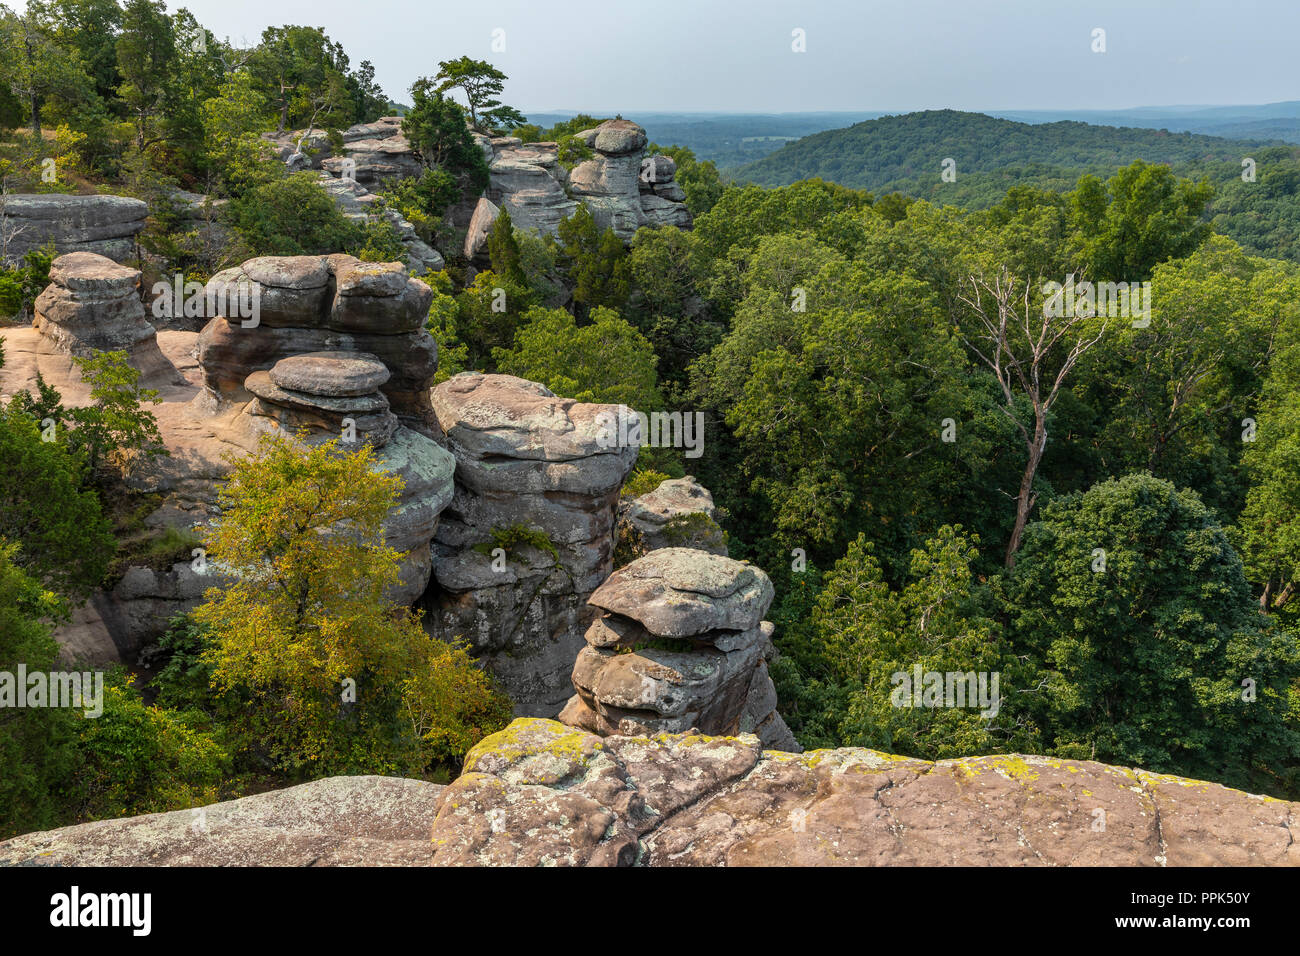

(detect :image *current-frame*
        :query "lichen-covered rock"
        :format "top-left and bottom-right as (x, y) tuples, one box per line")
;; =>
(10, 720), (1296, 866)
(589, 547), (773, 637)
(423, 373), (638, 716)
(560, 548), (793, 747)
(426, 718), (1300, 867)
(0, 776), (445, 866)
(1, 193), (147, 263)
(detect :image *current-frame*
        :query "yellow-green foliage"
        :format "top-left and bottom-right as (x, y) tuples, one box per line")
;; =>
(194, 431), (512, 776)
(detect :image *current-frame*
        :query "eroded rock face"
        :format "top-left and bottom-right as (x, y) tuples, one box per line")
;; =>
(317, 174), (445, 275)
(0, 776), (445, 867)
(484, 143), (578, 244)
(245, 351), (399, 449)
(197, 254), (438, 430)
(10, 719), (1296, 866)
(618, 475), (727, 556)
(558, 548), (796, 750)
(426, 719), (1300, 867)
(32, 252), (177, 383)
(567, 120), (692, 240)
(424, 373), (638, 716)
(1, 194), (148, 263)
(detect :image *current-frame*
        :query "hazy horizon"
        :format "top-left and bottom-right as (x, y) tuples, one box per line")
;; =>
(8, 0), (1296, 115)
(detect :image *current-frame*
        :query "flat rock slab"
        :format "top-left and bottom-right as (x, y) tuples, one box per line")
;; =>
(6, 720), (1296, 866)
(269, 350), (391, 397)
(47, 251), (140, 294)
(426, 719), (1300, 867)
(0, 776), (445, 867)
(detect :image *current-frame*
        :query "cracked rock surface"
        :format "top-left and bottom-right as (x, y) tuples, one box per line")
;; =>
(3, 718), (1296, 865)
(428, 718), (1299, 866)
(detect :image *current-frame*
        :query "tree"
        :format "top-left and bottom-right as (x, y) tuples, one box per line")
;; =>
(193, 432), (511, 775)
(201, 70), (278, 195)
(114, 0), (175, 152)
(0, 543), (78, 838)
(0, 398), (114, 600)
(62, 349), (168, 480)
(487, 207), (527, 286)
(1005, 473), (1300, 796)
(431, 56), (524, 133)
(493, 305), (663, 410)
(557, 204), (631, 316)
(1068, 160), (1214, 283)
(228, 171), (364, 257)
(957, 267), (1108, 566)
(401, 79), (488, 194)
(0, 3), (94, 137)
(247, 25), (355, 134)
(775, 527), (1038, 758)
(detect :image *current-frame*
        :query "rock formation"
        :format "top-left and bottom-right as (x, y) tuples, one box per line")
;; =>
(0, 776), (445, 866)
(558, 548), (797, 751)
(7, 718), (1297, 866)
(423, 373), (638, 716)
(197, 254), (439, 431)
(317, 174), (445, 275)
(481, 138), (578, 246)
(617, 475), (728, 556)
(32, 252), (178, 383)
(0, 193), (148, 264)
(245, 351), (399, 448)
(569, 120), (692, 239)
(321, 117), (423, 185)
(309, 116), (692, 258)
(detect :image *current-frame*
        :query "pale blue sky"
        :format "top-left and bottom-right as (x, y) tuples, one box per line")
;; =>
(13, 0), (1297, 112)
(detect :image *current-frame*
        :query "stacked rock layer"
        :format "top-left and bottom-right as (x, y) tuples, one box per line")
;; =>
(424, 372), (638, 716)
(618, 475), (728, 557)
(1, 194), (147, 263)
(198, 254), (438, 431)
(559, 547), (799, 751)
(32, 252), (175, 382)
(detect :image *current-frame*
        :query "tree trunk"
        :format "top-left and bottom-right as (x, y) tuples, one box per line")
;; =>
(1005, 418), (1046, 568)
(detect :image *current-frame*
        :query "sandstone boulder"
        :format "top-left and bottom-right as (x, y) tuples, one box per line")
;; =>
(32, 252), (177, 383)
(618, 475), (727, 555)
(560, 548), (793, 747)
(198, 254), (438, 428)
(426, 718), (1300, 867)
(1, 193), (147, 263)
(424, 373), (638, 716)
(0, 776), (445, 866)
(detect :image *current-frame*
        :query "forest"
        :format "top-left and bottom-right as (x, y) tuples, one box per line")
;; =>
(2, 0), (1300, 843)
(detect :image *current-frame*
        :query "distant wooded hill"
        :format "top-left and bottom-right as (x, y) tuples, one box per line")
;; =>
(727, 109), (1300, 263)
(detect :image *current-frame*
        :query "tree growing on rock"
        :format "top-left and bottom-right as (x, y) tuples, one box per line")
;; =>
(431, 56), (524, 134)
(193, 432), (511, 776)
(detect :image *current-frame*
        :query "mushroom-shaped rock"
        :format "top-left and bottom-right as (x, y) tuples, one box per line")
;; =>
(32, 252), (178, 383)
(589, 547), (773, 638)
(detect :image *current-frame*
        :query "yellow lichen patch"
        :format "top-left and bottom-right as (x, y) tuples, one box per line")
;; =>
(463, 717), (602, 772)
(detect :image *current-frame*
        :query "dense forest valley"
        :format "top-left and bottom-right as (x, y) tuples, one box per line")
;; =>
(3, 0), (1300, 847)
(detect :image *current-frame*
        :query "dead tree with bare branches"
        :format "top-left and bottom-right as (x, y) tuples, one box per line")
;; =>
(957, 269), (1109, 567)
